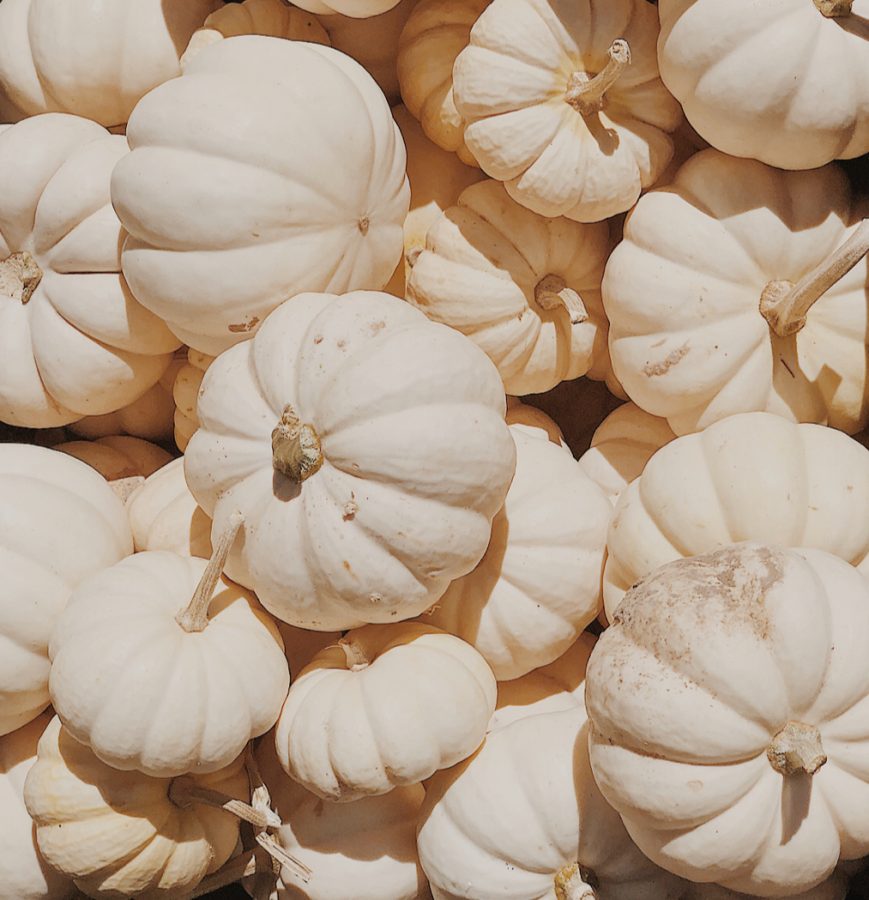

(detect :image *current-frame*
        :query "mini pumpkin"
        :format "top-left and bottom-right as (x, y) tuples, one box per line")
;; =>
(0, 114), (180, 428)
(657, 0), (869, 171)
(276, 622), (496, 801)
(452, 0), (683, 222)
(406, 179), (613, 395)
(587, 543), (869, 896)
(185, 290), (515, 631)
(172, 348), (213, 451)
(603, 412), (869, 620)
(0, 444), (132, 736)
(112, 36), (409, 355)
(604, 150), (869, 435)
(294, 0), (402, 17)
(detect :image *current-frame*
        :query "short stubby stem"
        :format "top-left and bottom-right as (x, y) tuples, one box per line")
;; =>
(0, 251), (43, 304)
(554, 863), (598, 900)
(760, 218), (869, 338)
(565, 40), (631, 116)
(535, 274), (589, 325)
(272, 404), (324, 483)
(339, 638), (369, 672)
(176, 512), (244, 633)
(767, 721), (827, 776)
(815, 0), (853, 16)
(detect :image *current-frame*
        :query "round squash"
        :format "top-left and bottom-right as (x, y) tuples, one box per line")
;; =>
(294, 0), (401, 17)
(0, 444), (132, 736)
(111, 36), (410, 355)
(24, 716), (249, 899)
(185, 290), (515, 631)
(0, 713), (75, 900)
(173, 349), (213, 451)
(452, 0), (683, 222)
(423, 405), (610, 680)
(0, 114), (180, 428)
(604, 150), (869, 435)
(603, 412), (869, 620)
(418, 708), (686, 899)
(0, 0), (219, 128)
(587, 543), (869, 896)
(276, 622), (496, 801)
(248, 736), (429, 899)
(406, 179), (613, 395)
(578, 402), (676, 505)
(397, 0), (489, 165)
(657, 0), (869, 171)
(49, 541), (289, 777)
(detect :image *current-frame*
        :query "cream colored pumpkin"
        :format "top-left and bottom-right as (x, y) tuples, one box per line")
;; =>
(604, 150), (869, 435)
(407, 179), (612, 395)
(384, 104), (484, 297)
(0, 444), (132, 737)
(603, 412), (869, 620)
(452, 0), (683, 222)
(0, 714), (75, 900)
(489, 633), (593, 733)
(173, 348), (214, 451)
(424, 406), (610, 680)
(69, 349), (186, 444)
(126, 457), (213, 558)
(49, 545), (289, 777)
(295, 0), (401, 17)
(587, 543), (869, 896)
(185, 290), (515, 631)
(578, 402), (675, 505)
(658, 0), (869, 171)
(397, 0), (488, 165)
(248, 736), (429, 899)
(276, 622), (496, 801)
(112, 36), (409, 355)
(0, 114), (180, 427)
(503, 395), (569, 447)
(0, 0), (219, 128)
(24, 716), (248, 899)
(418, 708), (686, 899)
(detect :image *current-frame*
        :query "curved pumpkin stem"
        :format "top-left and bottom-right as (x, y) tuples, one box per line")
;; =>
(535, 274), (589, 324)
(554, 863), (597, 900)
(169, 775), (281, 829)
(565, 40), (631, 115)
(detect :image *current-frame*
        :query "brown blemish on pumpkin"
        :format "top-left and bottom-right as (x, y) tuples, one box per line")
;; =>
(342, 560), (352, 573)
(358, 216), (370, 235)
(313, 334), (324, 345)
(343, 496), (358, 521)
(228, 316), (259, 333)
(642, 343), (690, 377)
(369, 320), (386, 335)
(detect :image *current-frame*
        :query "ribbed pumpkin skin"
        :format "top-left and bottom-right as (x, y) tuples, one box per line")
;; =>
(112, 36), (410, 355)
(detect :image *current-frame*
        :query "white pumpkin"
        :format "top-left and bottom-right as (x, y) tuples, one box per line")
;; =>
(603, 412), (869, 620)
(126, 457), (213, 558)
(0, 444), (132, 736)
(578, 402), (676, 505)
(587, 543), (869, 896)
(417, 708), (687, 899)
(247, 736), (429, 899)
(0, 0), (220, 127)
(397, 0), (488, 165)
(49, 541), (289, 777)
(0, 714), (75, 900)
(452, 0), (683, 222)
(185, 290), (515, 631)
(384, 104), (484, 297)
(173, 349), (214, 451)
(294, 0), (401, 17)
(24, 716), (249, 899)
(0, 114), (180, 428)
(424, 405), (610, 680)
(407, 179), (613, 396)
(604, 150), (869, 435)
(112, 35), (409, 355)
(657, 0), (869, 171)
(489, 633), (593, 733)
(275, 622), (496, 801)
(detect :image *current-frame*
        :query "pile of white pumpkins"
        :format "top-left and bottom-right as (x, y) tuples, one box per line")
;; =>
(1, 0), (869, 898)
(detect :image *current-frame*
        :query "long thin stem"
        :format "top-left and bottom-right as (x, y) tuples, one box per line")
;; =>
(169, 776), (281, 828)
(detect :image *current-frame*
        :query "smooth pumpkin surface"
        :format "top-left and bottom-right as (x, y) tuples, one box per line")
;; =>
(185, 290), (515, 631)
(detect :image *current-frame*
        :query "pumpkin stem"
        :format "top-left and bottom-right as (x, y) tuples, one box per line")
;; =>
(814, 0), (853, 15)
(760, 218), (869, 338)
(272, 404), (324, 483)
(339, 637), (370, 671)
(0, 251), (43, 304)
(176, 512), (244, 633)
(767, 721), (827, 776)
(554, 863), (598, 900)
(534, 274), (589, 324)
(168, 776), (282, 829)
(565, 40), (631, 116)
